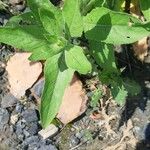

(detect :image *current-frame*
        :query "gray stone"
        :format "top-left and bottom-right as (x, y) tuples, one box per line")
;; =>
(15, 120), (26, 138)
(28, 143), (39, 150)
(16, 120), (25, 129)
(22, 109), (38, 123)
(38, 124), (58, 139)
(15, 125), (23, 136)
(18, 134), (24, 141)
(71, 135), (80, 146)
(75, 131), (84, 139)
(22, 136), (39, 146)
(0, 108), (9, 127)
(0, 67), (5, 76)
(15, 4), (25, 11)
(26, 122), (39, 135)
(133, 126), (145, 140)
(23, 130), (30, 138)
(30, 78), (44, 98)
(15, 103), (23, 113)
(38, 144), (58, 150)
(1, 93), (17, 108)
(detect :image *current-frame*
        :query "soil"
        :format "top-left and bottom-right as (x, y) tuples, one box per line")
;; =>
(0, 0), (150, 150)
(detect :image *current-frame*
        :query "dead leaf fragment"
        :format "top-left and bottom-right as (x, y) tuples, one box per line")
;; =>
(90, 112), (105, 120)
(130, 1), (141, 19)
(6, 52), (42, 99)
(133, 37), (148, 61)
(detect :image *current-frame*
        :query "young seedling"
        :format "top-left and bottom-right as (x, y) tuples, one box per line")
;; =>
(0, 0), (149, 128)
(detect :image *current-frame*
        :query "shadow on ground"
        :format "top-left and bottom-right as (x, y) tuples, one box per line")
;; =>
(115, 44), (150, 128)
(135, 123), (150, 150)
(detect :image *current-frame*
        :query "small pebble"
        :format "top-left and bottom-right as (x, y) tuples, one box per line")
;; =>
(38, 144), (58, 150)
(26, 122), (39, 135)
(70, 127), (75, 132)
(70, 135), (80, 146)
(38, 124), (58, 139)
(23, 130), (30, 138)
(1, 93), (17, 108)
(10, 114), (19, 125)
(15, 103), (23, 113)
(0, 108), (9, 127)
(0, 67), (5, 76)
(75, 132), (83, 139)
(22, 136), (39, 146)
(22, 109), (38, 123)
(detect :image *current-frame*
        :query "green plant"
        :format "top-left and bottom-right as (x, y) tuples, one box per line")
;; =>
(90, 88), (102, 108)
(0, 0), (149, 128)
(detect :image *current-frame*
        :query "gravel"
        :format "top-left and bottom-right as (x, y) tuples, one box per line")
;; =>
(0, 108), (9, 128)
(15, 102), (23, 113)
(22, 109), (38, 123)
(70, 135), (80, 146)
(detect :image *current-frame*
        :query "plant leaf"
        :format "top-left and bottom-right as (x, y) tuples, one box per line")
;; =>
(89, 41), (117, 71)
(6, 12), (37, 27)
(29, 35), (67, 61)
(0, 25), (65, 60)
(80, 0), (111, 16)
(27, 0), (56, 20)
(63, 0), (83, 37)
(111, 83), (128, 105)
(40, 53), (74, 128)
(84, 7), (150, 44)
(65, 45), (92, 74)
(139, 0), (150, 21)
(28, 49), (50, 61)
(123, 78), (141, 96)
(28, 0), (64, 35)
(90, 89), (102, 107)
(38, 8), (62, 35)
(90, 42), (126, 105)
(0, 25), (49, 51)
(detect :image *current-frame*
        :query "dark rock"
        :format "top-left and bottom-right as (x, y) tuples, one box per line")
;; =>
(30, 78), (44, 98)
(15, 124), (23, 135)
(133, 126), (145, 140)
(23, 130), (30, 138)
(75, 131), (84, 139)
(22, 136), (39, 146)
(1, 93), (17, 108)
(16, 120), (25, 129)
(22, 109), (38, 123)
(70, 135), (80, 146)
(15, 103), (23, 113)
(26, 122), (39, 135)
(17, 134), (24, 141)
(38, 144), (58, 150)
(0, 67), (5, 76)
(15, 120), (26, 139)
(28, 143), (40, 150)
